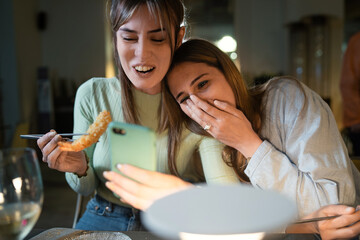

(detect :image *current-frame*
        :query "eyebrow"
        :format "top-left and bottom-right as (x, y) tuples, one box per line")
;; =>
(175, 73), (208, 101)
(119, 27), (166, 34)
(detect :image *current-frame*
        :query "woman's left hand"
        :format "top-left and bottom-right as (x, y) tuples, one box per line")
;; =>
(103, 164), (192, 210)
(182, 95), (262, 158)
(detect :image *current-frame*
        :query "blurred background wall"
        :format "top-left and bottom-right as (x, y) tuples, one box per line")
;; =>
(1, 0), (360, 148)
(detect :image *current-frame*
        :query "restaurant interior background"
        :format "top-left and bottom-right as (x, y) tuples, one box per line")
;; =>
(1, 0), (360, 231)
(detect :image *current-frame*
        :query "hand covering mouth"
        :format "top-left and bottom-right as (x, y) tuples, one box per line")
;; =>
(134, 65), (155, 73)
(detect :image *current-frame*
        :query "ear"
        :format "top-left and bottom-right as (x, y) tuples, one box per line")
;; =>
(176, 26), (186, 49)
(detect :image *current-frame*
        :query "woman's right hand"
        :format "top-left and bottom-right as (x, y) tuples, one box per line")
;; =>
(103, 164), (192, 210)
(37, 130), (88, 176)
(315, 205), (360, 240)
(287, 205), (360, 240)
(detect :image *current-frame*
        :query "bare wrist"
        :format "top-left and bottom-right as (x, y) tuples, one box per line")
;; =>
(238, 137), (263, 158)
(75, 151), (89, 177)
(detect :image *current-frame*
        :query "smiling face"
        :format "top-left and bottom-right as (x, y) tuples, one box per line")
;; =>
(116, 4), (175, 94)
(167, 62), (236, 108)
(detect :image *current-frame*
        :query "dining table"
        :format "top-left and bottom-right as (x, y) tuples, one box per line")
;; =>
(24, 185), (325, 240)
(26, 227), (321, 240)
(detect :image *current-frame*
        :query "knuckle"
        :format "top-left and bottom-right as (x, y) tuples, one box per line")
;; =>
(47, 161), (53, 168)
(37, 139), (42, 147)
(201, 104), (211, 112)
(196, 111), (205, 119)
(42, 147), (49, 157)
(217, 121), (226, 129)
(47, 155), (55, 168)
(347, 229), (357, 237)
(51, 135), (60, 143)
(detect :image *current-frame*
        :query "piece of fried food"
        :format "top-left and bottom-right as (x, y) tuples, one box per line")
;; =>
(58, 110), (112, 152)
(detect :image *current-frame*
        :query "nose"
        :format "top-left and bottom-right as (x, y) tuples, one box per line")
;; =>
(192, 94), (214, 105)
(134, 37), (151, 60)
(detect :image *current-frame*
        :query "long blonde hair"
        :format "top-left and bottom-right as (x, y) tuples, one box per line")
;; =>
(161, 39), (304, 181)
(109, 0), (186, 124)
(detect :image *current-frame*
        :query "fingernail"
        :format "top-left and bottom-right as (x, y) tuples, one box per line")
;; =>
(346, 206), (354, 212)
(49, 132), (56, 136)
(103, 171), (109, 177)
(190, 95), (196, 100)
(116, 163), (122, 170)
(105, 181), (114, 189)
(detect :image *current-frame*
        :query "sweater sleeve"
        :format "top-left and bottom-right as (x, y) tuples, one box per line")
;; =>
(65, 79), (99, 196)
(198, 137), (239, 184)
(245, 80), (356, 218)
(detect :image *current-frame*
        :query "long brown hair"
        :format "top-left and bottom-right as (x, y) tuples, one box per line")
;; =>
(161, 39), (304, 181)
(109, 0), (186, 124)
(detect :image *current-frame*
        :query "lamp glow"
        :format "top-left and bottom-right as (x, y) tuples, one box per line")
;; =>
(230, 52), (237, 60)
(12, 177), (22, 193)
(0, 193), (4, 204)
(216, 36), (237, 53)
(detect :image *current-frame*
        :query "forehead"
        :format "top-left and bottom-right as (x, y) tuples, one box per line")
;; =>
(168, 62), (198, 83)
(122, 4), (160, 28)
(168, 62), (218, 79)
(167, 62), (217, 91)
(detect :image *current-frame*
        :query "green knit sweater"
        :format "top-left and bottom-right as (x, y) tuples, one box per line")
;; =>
(65, 77), (238, 206)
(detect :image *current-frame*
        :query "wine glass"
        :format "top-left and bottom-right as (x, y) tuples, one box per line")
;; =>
(0, 148), (43, 240)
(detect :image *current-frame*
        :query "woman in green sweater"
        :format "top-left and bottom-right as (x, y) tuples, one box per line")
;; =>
(36, 0), (238, 231)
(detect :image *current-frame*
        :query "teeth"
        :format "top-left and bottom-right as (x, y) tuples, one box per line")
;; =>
(135, 66), (154, 72)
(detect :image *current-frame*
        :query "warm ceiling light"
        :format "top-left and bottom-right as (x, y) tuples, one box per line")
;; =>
(216, 36), (237, 53)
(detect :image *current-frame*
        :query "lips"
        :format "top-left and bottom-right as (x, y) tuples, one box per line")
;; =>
(134, 65), (155, 73)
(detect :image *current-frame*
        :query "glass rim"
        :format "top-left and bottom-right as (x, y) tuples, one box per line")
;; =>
(0, 147), (36, 153)
(0, 147), (39, 166)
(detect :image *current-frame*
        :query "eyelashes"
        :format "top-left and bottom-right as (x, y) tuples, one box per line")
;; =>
(122, 37), (165, 42)
(179, 96), (190, 104)
(178, 80), (210, 104)
(198, 80), (208, 88)
(151, 38), (165, 42)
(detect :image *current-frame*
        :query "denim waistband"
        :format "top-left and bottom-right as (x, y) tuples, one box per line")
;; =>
(93, 194), (140, 215)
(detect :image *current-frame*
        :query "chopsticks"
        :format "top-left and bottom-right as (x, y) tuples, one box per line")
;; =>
(293, 215), (341, 224)
(20, 133), (87, 140)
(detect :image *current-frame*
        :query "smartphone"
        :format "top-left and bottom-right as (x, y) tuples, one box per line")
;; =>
(108, 122), (157, 175)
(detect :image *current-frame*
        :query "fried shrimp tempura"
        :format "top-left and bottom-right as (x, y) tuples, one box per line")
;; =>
(58, 110), (112, 152)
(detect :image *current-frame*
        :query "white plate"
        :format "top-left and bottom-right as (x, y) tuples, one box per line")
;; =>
(141, 184), (296, 240)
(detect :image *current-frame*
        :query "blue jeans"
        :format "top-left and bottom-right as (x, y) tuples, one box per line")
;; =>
(75, 194), (146, 231)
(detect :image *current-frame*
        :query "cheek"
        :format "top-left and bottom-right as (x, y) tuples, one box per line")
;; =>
(212, 85), (236, 106)
(226, 89), (237, 107)
(116, 38), (133, 57)
(117, 46), (130, 66)
(119, 57), (131, 77)
(159, 49), (172, 67)
(167, 77), (181, 97)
